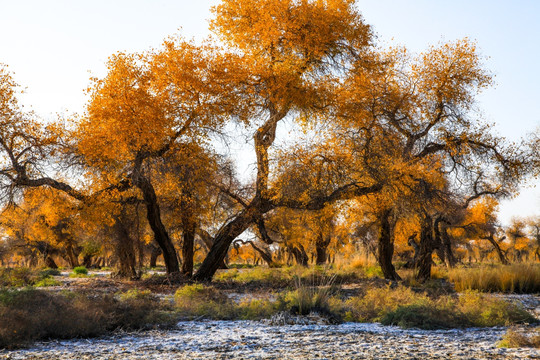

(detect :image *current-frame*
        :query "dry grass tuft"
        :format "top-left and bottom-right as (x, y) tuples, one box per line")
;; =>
(448, 264), (540, 293)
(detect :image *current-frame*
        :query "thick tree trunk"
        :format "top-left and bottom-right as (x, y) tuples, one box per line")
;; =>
(416, 214), (434, 282)
(193, 206), (259, 281)
(44, 255), (58, 269)
(82, 254), (93, 268)
(440, 223), (457, 267)
(290, 244), (309, 266)
(181, 217), (196, 277)
(377, 209), (401, 281)
(149, 245), (162, 268)
(114, 215), (138, 278)
(65, 243), (79, 268)
(133, 174), (180, 275)
(315, 232), (331, 265)
(433, 217), (447, 265)
(197, 228), (228, 269)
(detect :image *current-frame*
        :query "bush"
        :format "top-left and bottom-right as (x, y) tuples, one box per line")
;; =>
(0, 288), (174, 349)
(458, 291), (535, 327)
(343, 286), (535, 329)
(345, 285), (427, 322)
(381, 304), (468, 329)
(72, 266), (88, 275)
(34, 277), (61, 287)
(38, 268), (61, 278)
(174, 284), (237, 319)
(283, 275), (339, 316)
(499, 327), (540, 348)
(0, 268), (39, 287)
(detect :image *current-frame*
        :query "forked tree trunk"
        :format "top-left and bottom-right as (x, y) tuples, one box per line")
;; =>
(133, 174), (180, 275)
(377, 209), (401, 281)
(416, 214), (434, 282)
(193, 206), (259, 281)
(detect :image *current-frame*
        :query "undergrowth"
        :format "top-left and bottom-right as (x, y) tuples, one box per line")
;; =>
(0, 288), (175, 349)
(499, 327), (540, 348)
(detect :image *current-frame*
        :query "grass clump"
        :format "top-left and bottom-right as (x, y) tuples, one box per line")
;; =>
(381, 304), (468, 329)
(38, 268), (61, 278)
(0, 268), (39, 287)
(0, 267), (62, 287)
(499, 327), (540, 348)
(448, 264), (540, 293)
(33, 277), (61, 287)
(72, 266), (88, 275)
(175, 284), (237, 319)
(0, 288), (174, 349)
(458, 291), (535, 327)
(343, 286), (535, 329)
(284, 275), (338, 316)
(175, 283), (281, 320)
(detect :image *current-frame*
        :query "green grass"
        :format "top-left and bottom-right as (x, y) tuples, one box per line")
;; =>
(72, 266), (88, 275)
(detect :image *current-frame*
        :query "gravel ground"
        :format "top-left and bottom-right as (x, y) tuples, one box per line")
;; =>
(1, 321), (539, 360)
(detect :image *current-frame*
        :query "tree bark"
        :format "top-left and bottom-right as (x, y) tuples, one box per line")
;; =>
(181, 216), (197, 277)
(377, 209), (401, 281)
(484, 234), (509, 265)
(113, 216), (138, 278)
(440, 222), (457, 267)
(249, 241), (275, 267)
(416, 214), (434, 282)
(290, 244), (309, 266)
(132, 174), (180, 275)
(193, 206), (260, 281)
(315, 231), (331, 265)
(149, 245), (162, 268)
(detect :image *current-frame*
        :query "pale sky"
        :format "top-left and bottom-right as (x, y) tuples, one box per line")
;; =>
(1, 0), (538, 225)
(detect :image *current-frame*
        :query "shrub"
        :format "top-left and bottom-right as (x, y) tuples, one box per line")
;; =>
(174, 284), (237, 319)
(283, 275), (338, 316)
(38, 268), (61, 278)
(345, 285), (428, 322)
(34, 277), (61, 287)
(499, 327), (540, 348)
(0, 268), (39, 287)
(72, 266), (88, 275)
(0, 288), (174, 349)
(381, 304), (468, 329)
(458, 291), (535, 327)
(238, 298), (279, 320)
(343, 286), (535, 329)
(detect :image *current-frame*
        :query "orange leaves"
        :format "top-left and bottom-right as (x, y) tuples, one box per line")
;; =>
(210, 0), (372, 114)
